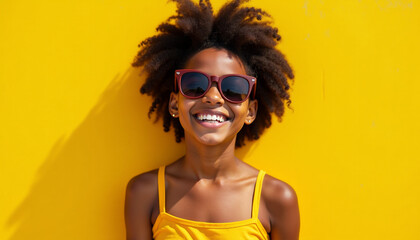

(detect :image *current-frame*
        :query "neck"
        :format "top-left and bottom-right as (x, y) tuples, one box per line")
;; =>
(182, 135), (239, 180)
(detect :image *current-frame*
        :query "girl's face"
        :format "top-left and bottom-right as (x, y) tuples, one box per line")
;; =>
(169, 48), (258, 147)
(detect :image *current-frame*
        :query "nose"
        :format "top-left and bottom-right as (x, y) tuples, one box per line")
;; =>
(202, 82), (224, 105)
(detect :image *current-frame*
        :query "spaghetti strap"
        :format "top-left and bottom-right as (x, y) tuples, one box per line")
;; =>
(158, 166), (166, 213)
(251, 170), (266, 219)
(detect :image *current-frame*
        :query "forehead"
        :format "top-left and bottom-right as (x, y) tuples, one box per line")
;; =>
(185, 48), (246, 76)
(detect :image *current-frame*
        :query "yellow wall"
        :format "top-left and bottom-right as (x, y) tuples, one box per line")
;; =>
(1, 0), (419, 239)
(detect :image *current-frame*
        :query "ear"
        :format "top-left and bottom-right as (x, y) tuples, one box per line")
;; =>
(245, 99), (258, 125)
(168, 92), (179, 118)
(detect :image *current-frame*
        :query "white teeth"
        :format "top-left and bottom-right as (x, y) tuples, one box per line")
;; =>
(196, 114), (226, 123)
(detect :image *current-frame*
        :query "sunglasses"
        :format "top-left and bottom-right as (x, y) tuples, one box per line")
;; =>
(174, 69), (257, 103)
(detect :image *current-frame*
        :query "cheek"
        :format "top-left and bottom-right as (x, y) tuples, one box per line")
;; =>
(230, 104), (249, 121)
(177, 98), (194, 126)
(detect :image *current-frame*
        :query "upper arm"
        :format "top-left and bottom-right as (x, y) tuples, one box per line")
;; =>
(263, 176), (300, 240)
(125, 170), (158, 240)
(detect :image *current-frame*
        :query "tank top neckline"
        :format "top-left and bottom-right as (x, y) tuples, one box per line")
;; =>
(154, 165), (267, 229)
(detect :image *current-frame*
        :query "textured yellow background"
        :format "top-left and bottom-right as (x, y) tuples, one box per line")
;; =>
(1, 0), (419, 239)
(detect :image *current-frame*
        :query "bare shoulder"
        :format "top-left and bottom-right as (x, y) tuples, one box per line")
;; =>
(125, 169), (159, 240)
(261, 174), (300, 240)
(262, 174), (298, 207)
(126, 169), (159, 198)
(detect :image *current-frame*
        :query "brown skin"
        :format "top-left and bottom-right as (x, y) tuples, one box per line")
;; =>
(125, 48), (300, 240)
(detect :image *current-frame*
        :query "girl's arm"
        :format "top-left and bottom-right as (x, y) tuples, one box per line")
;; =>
(263, 176), (300, 240)
(125, 171), (158, 240)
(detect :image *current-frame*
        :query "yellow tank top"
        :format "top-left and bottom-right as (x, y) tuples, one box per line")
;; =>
(152, 166), (269, 240)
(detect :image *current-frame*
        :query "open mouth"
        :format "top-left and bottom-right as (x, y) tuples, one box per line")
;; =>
(193, 113), (230, 123)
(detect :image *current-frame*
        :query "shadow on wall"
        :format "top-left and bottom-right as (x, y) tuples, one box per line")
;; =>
(6, 67), (255, 240)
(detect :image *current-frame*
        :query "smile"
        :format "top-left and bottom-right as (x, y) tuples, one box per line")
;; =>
(195, 113), (227, 123)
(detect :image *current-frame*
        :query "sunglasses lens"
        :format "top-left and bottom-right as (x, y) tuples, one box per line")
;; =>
(181, 72), (209, 97)
(221, 76), (250, 102)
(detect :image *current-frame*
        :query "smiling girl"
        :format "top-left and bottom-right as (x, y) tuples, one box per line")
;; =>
(125, 0), (300, 239)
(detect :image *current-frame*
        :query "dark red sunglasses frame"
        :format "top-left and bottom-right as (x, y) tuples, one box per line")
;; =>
(174, 69), (257, 103)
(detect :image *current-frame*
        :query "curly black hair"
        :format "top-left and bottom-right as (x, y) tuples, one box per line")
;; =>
(132, 0), (294, 147)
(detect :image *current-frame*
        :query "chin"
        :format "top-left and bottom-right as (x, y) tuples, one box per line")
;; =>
(197, 134), (223, 145)
(195, 133), (235, 147)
